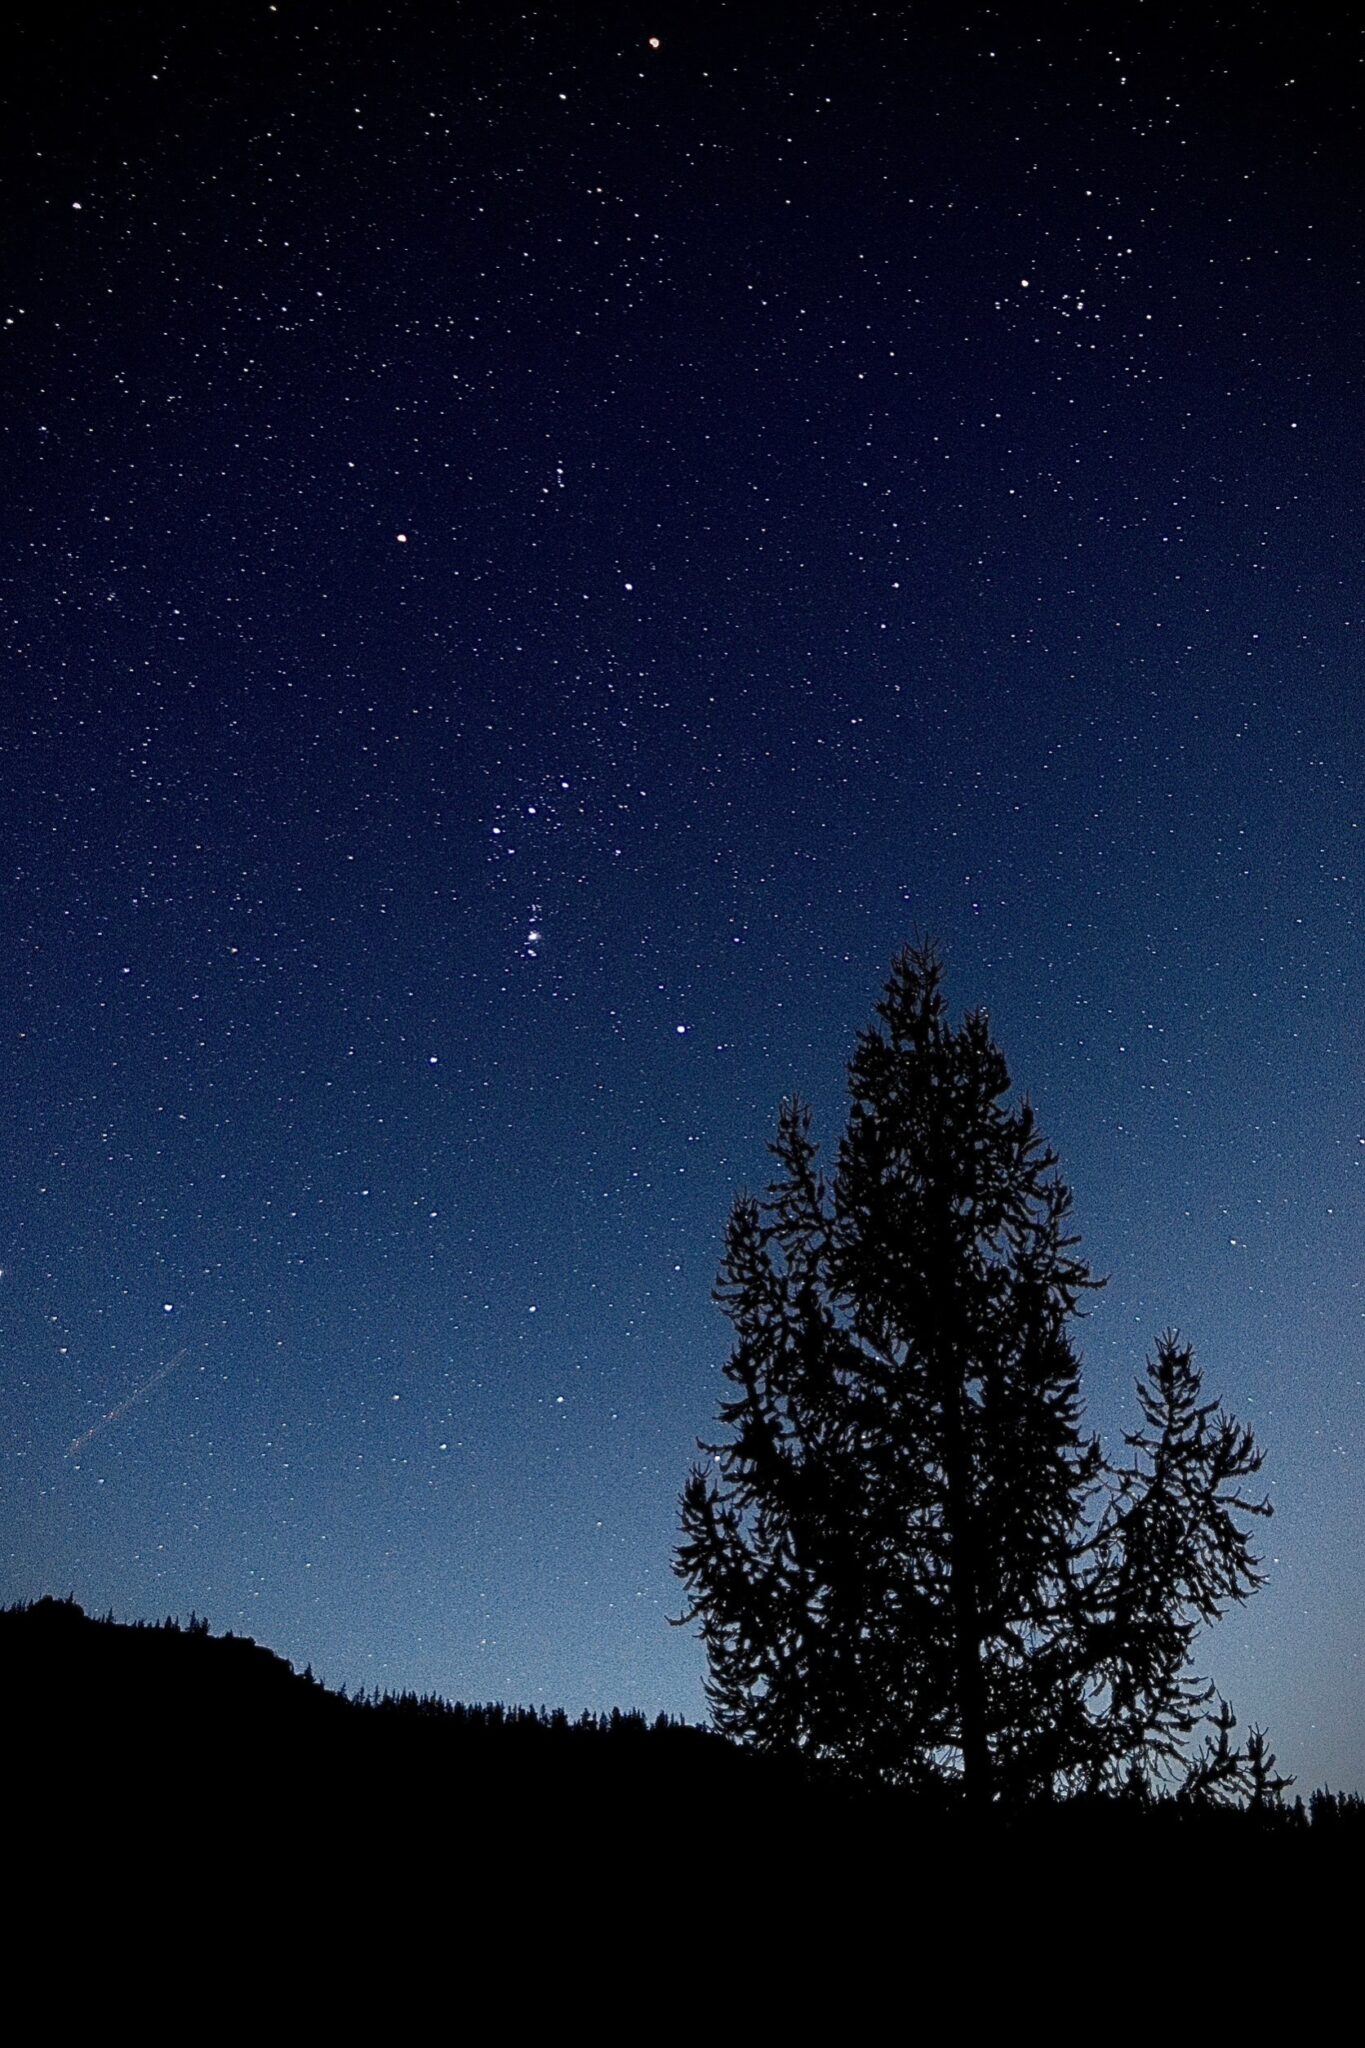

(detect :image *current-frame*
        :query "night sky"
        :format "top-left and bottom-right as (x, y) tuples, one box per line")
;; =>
(4, 4), (1362, 1793)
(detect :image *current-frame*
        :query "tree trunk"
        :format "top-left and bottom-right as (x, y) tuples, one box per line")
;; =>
(942, 1377), (991, 1808)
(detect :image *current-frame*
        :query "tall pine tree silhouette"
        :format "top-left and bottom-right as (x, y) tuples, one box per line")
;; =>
(676, 942), (1272, 1807)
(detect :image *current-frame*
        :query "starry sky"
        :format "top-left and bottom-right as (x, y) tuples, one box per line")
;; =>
(3, 3), (1362, 1792)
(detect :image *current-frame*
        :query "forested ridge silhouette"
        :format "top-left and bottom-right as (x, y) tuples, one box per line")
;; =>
(6, 1595), (1360, 1870)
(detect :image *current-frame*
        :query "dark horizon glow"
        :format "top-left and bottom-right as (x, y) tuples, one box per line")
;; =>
(2, 4), (1361, 1793)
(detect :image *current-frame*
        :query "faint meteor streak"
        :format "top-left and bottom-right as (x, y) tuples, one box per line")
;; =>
(66, 1350), (188, 1457)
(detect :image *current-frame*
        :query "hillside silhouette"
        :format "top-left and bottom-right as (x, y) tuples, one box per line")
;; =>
(3, 1594), (804, 1834)
(6, 1595), (1361, 1886)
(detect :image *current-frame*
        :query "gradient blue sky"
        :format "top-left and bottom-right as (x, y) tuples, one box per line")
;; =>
(3, 3), (1361, 1792)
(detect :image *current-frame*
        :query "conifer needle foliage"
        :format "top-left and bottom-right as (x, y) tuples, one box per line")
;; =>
(676, 943), (1273, 1807)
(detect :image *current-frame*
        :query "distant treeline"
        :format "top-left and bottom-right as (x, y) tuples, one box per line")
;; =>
(1, 1593), (786, 1813)
(6, 1592), (698, 1737)
(5, 1595), (1361, 1858)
